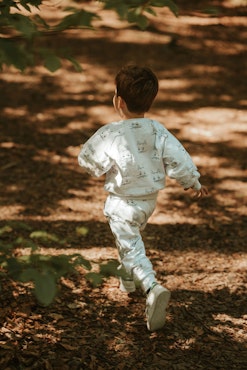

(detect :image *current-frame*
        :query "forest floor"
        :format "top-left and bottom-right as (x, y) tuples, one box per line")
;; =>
(0, 1), (247, 369)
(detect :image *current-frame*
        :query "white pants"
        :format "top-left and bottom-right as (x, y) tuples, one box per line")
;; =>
(104, 194), (158, 292)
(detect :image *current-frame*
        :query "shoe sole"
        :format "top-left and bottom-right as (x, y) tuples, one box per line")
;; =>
(147, 289), (171, 331)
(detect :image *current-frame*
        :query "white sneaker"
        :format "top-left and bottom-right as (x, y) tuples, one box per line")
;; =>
(119, 278), (136, 293)
(146, 284), (171, 331)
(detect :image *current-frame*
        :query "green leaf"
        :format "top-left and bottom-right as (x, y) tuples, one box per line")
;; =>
(0, 225), (12, 236)
(19, 0), (31, 12)
(29, 0), (42, 7)
(30, 230), (62, 243)
(99, 0), (128, 17)
(76, 226), (89, 236)
(136, 14), (149, 30)
(72, 254), (92, 270)
(152, 0), (179, 17)
(8, 14), (39, 38)
(19, 267), (38, 282)
(8, 221), (32, 231)
(127, 11), (149, 30)
(145, 7), (157, 16)
(21, 0), (42, 9)
(21, 268), (57, 306)
(5, 257), (23, 279)
(15, 237), (38, 251)
(32, 14), (49, 30)
(43, 54), (62, 72)
(85, 272), (103, 287)
(0, 39), (33, 71)
(114, 4), (129, 19)
(201, 7), (220, 15)
(34, 271), (57, 306)
(48, 255), (75, 277)
(0, 243), (14, 254)
(0, 1), (17, 16)
(99, 259), (120, 277)
(56, 9), (99, 31)
(65, 56), (83, 72)
(20, 254), (32, 262)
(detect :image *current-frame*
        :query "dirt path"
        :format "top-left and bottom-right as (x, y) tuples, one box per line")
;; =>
(0, 2), (246, 369)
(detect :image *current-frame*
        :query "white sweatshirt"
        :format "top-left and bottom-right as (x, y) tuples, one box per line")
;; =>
(78, 118), (201, 198)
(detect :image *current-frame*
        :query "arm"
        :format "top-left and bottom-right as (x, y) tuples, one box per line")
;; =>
(163, 132), (208, 197)
(78, 127), (113, 177)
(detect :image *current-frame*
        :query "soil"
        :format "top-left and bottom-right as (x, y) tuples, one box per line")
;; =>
(0, 1), (247, 369)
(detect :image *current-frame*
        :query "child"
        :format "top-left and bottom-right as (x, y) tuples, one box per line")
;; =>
(78, 65), (208, 331)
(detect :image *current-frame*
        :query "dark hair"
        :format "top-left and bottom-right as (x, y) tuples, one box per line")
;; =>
(115, 65), (158, 114)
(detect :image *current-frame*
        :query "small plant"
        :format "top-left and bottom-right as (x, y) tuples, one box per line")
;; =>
(0, 222), (109, 305)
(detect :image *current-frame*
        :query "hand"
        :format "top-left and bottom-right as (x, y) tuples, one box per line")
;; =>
(192, 185), (208, 199)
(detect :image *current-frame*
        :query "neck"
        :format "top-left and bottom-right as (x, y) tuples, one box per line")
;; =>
(121, 108), (145, 120)
(122, 113), (145, 119)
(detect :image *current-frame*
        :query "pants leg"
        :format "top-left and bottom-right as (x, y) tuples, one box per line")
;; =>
(104, 195), (158, 292)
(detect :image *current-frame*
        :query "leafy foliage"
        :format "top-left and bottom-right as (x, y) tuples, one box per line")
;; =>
(0, 222), (111, 305)
(99, 0), (178, 29)
(0, 0), (178, 71)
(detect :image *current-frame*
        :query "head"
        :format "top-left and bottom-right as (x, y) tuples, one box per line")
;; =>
(114, 65), (158, 115)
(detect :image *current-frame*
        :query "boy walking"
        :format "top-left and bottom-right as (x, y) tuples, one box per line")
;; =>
(78, 65), (208, 331)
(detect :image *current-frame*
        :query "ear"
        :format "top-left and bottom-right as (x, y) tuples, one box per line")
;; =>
(118, 96), (126, 109)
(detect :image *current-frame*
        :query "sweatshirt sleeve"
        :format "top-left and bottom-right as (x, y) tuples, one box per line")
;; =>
(78, 127), (113, 177)
(162, 132), (201, 190)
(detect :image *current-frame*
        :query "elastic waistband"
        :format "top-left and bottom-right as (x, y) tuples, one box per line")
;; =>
(108, 192), (158, 201)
